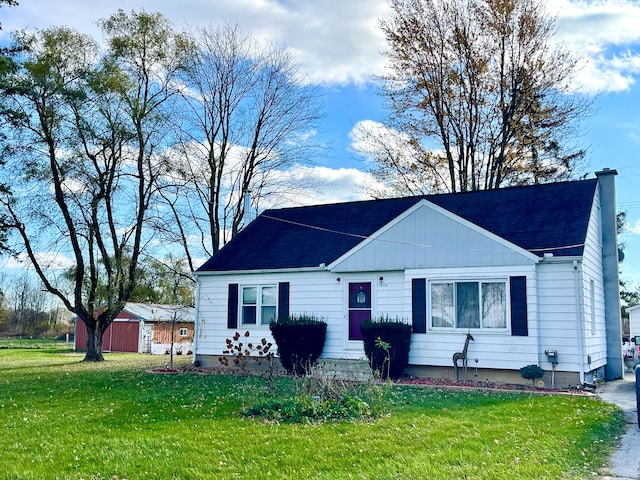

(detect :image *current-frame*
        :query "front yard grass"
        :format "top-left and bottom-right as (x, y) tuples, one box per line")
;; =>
(0, 349), (625, 479)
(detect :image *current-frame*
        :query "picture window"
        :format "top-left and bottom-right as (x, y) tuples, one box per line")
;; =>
(430, 280), (507, 330)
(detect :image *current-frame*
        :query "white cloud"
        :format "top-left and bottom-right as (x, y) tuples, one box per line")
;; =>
(5, 0), (640, 92)
(3, 252), (75, 271)
(629, 219), (640, 235)
(554, 0), (640, 93)
(265, 164), (384, 207)
(582, 52), (640, 92)
(0, 0), (389, 87)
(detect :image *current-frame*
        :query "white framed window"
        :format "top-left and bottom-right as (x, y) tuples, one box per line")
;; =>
(430, 280), (507, 330)
(179, 328), (188, 337)
(241, 285), (277, 326)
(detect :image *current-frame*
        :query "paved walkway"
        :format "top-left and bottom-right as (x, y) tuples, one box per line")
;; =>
(597, 371), (640, 480)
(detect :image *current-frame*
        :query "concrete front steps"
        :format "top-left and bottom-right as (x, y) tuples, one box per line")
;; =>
(312, 358), (373, 382)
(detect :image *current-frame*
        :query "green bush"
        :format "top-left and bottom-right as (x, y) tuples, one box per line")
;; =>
(242, 393), (374, 423)
(360, 317), (412, 380)
(269, 314), (327, 375)
(520, 364), (545, 385)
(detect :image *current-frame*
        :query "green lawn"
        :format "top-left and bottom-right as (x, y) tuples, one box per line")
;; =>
(0, 336), (71, 349)
(0, 349), (625, 480)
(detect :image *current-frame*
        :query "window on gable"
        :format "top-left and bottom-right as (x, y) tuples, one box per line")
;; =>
(241, 285), (277, 326)
(179, 328), (188, 337)
(430, 280), (507, 330)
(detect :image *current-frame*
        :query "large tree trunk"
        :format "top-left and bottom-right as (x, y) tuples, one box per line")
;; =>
(83, 319), (105, 362)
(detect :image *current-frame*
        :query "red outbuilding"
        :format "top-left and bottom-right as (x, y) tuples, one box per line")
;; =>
(74, 303), (195, 354)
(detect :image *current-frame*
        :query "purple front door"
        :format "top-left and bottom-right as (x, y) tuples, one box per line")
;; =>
(348, 282), (371, 341)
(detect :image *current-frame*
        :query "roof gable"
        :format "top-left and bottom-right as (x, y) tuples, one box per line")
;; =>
(427, 179), (596, 257)
(197, 178), (598, 273)
(329, 199), (539, 272)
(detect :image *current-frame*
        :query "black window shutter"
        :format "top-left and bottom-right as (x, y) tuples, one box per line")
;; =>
(227, 284), (238, 329)
(278, 282), (290, 320)
(412, 278), (427, 334)
(510, 276), (528, 336)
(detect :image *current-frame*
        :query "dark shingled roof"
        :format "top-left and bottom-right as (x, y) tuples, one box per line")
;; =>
(197, 178), (598, 272)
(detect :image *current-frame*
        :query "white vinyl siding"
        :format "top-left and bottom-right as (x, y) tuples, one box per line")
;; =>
(537, 263), (583, 371)
(579, 186), (607, 371)
(196, 247), (604, 378)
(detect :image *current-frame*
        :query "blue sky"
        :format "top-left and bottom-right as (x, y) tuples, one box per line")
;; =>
(1, 0), (640, 289)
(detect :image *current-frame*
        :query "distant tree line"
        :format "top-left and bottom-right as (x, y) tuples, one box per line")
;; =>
(0, 272), (71, 336)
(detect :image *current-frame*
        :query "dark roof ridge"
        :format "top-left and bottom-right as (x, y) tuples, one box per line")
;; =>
(262, 177), (597, 214)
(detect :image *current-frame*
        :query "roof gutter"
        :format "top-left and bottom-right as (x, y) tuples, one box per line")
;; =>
(193, 265), (329, 277)
(535, 254), (583, 264)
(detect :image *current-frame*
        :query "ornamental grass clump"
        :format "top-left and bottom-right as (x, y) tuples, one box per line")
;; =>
(269, 314), (327, 375)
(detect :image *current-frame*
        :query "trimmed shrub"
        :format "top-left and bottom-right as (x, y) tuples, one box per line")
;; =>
(270, 314), (327, 375)
(520, 364), (545, 385)
(360, 318), (412, 380)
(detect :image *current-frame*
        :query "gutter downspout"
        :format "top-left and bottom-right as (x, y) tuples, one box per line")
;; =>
(192, 278), (202, 365)
(534, 266), (544, 368)
(573, 260), (586, 386)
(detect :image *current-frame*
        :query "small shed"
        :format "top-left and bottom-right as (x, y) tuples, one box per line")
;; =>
(627, 304), (640, 339)
(74, 303), (195, 354)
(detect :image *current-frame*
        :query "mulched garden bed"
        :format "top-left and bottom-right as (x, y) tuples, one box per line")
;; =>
(393, 375), (595, 394)
(149, 364), (595, 395)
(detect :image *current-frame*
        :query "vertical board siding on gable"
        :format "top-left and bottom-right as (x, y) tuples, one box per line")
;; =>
(331, 205), (534, 272)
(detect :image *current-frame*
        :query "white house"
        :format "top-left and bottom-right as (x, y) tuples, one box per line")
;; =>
(193, 169), (623, 388)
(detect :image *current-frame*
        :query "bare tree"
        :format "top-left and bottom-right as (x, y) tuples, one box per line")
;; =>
(357, 0), (589, 195)
(0, 11), (191, 360)
(0, 0), (19, 252)
(157, 24), (324, 268)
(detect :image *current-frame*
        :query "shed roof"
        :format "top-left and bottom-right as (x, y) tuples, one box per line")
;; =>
(122, 303), (196, 322)
(197, 178), (598, 272)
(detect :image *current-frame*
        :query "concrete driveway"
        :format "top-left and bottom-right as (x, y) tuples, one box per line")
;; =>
(597, 370), (640, 480)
